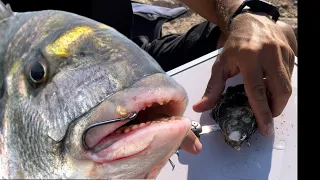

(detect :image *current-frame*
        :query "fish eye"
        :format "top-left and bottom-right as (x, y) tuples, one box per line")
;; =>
(29, 61), (47, 84)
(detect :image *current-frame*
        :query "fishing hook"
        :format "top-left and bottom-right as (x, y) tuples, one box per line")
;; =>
(169, 159), (175, 170)
(81, 112), (198, 171)
(82, 112), (138, 150)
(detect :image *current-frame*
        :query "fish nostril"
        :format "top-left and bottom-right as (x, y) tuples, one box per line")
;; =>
(80, 52), (86, 57)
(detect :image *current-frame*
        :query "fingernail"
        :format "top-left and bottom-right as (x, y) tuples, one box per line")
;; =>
(193, 100), (203, 108)
(197, 96), (205, 102)
(266, 123), (274, 136)
(194, 139), (202, 153)
(193, 101), (200, 106)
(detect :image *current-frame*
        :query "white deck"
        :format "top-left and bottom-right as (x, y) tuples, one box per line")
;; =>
(157, 48), (298, 180)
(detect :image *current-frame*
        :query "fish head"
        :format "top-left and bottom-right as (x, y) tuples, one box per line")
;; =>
(0, 3), (191, 179)
(210, 84), (258, 151)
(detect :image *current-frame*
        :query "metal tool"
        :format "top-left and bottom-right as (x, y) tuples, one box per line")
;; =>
(81, 112), (138, 150)
(190, 120), (221, 138)
(175, 121), (220, 157)
(170, 120), (221, 170)
(81, 112), (219, 170)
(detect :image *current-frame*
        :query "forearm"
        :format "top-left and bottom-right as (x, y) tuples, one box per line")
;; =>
(179, 0), (244, 33)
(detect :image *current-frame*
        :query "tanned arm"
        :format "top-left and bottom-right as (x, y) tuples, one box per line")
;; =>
(177, 0), (298, 155)
(179, 0), (244, 33)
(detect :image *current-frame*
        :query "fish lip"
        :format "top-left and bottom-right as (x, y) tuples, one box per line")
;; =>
(89, 116), (190, 164)
(82, 85), (188, 152)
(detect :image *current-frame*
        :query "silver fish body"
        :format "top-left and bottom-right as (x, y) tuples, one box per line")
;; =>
(0, 1), (191, 179)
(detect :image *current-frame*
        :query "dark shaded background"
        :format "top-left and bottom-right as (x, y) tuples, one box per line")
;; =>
(2, 0), (134, 38)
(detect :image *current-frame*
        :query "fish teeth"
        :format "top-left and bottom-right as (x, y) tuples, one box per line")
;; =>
(140, 99), (170, 111)
(111, 118), (178, 136)
(139, 123), (146, 128)
(115, 129), (122, 134)
(124, 128), (131, 134)
(131, 125), (139, 130)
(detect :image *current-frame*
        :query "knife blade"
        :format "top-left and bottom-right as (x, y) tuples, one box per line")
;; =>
(200, 124), (221, 135)
(190, 121), (221, 138)
(174, 121), (221, 159)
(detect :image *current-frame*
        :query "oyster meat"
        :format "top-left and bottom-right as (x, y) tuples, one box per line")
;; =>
(210, 84), (258, 151)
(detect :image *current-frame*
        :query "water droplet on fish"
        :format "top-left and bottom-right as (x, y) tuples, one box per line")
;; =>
(222, 159), (262, 179)
(48, 130), (64, 142)
(274, 140), (286, 150)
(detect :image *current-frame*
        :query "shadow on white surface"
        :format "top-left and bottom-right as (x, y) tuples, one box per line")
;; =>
(158, 49), (297, 180)
(175, 75), (275, 180)
(178, 111), (274, 180)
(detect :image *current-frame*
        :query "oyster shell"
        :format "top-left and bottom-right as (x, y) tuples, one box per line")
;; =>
(210, 84), (258, 151)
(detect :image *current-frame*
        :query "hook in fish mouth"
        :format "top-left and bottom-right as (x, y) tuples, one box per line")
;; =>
(79, 85), (189, 162)
(82, 112), (138, 150)
(81, 110), (185, 170)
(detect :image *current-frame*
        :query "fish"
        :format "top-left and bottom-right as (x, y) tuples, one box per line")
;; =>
(0, 1), (192, 179)
(210, 84), (258, 151)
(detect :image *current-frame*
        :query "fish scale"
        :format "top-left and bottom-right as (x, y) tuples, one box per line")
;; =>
(0, 1), (192, 179)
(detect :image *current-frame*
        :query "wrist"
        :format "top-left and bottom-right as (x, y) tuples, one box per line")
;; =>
(214, 0), (244, 34)
(220, 0), (280, 35)
(232, 10), (274, 25)
(227, 11), (274, 35)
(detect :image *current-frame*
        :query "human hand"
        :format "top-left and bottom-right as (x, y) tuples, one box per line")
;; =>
(192, 12), (297, 137)
(179, 130), (202, 154)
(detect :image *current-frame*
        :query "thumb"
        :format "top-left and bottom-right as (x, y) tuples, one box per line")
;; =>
(193, 56), (227, 112)
(179, 131), (202, 154)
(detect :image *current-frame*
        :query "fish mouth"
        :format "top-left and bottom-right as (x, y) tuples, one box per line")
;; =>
(83, 84), (190, 164)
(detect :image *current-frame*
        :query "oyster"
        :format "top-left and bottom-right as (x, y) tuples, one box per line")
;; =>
(210, 84), (258, 151)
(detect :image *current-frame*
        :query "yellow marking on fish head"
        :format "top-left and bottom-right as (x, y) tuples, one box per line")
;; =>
(7, 60), (29, 98)
(9, 61), (20, 77)
(97, 23), (109, 29)
(45, 26), (94, 57)
(92, 36), (108, 48)
(17, 75), (28, 98)
(91, 24), (112, 47)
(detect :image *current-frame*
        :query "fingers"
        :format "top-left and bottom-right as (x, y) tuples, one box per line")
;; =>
(276, 21), (298, 56)
(263, 47), (292, 117)
(179, 131), (202, 154)
(192, 56), (227, 112)
(239, 57), (274, 136)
